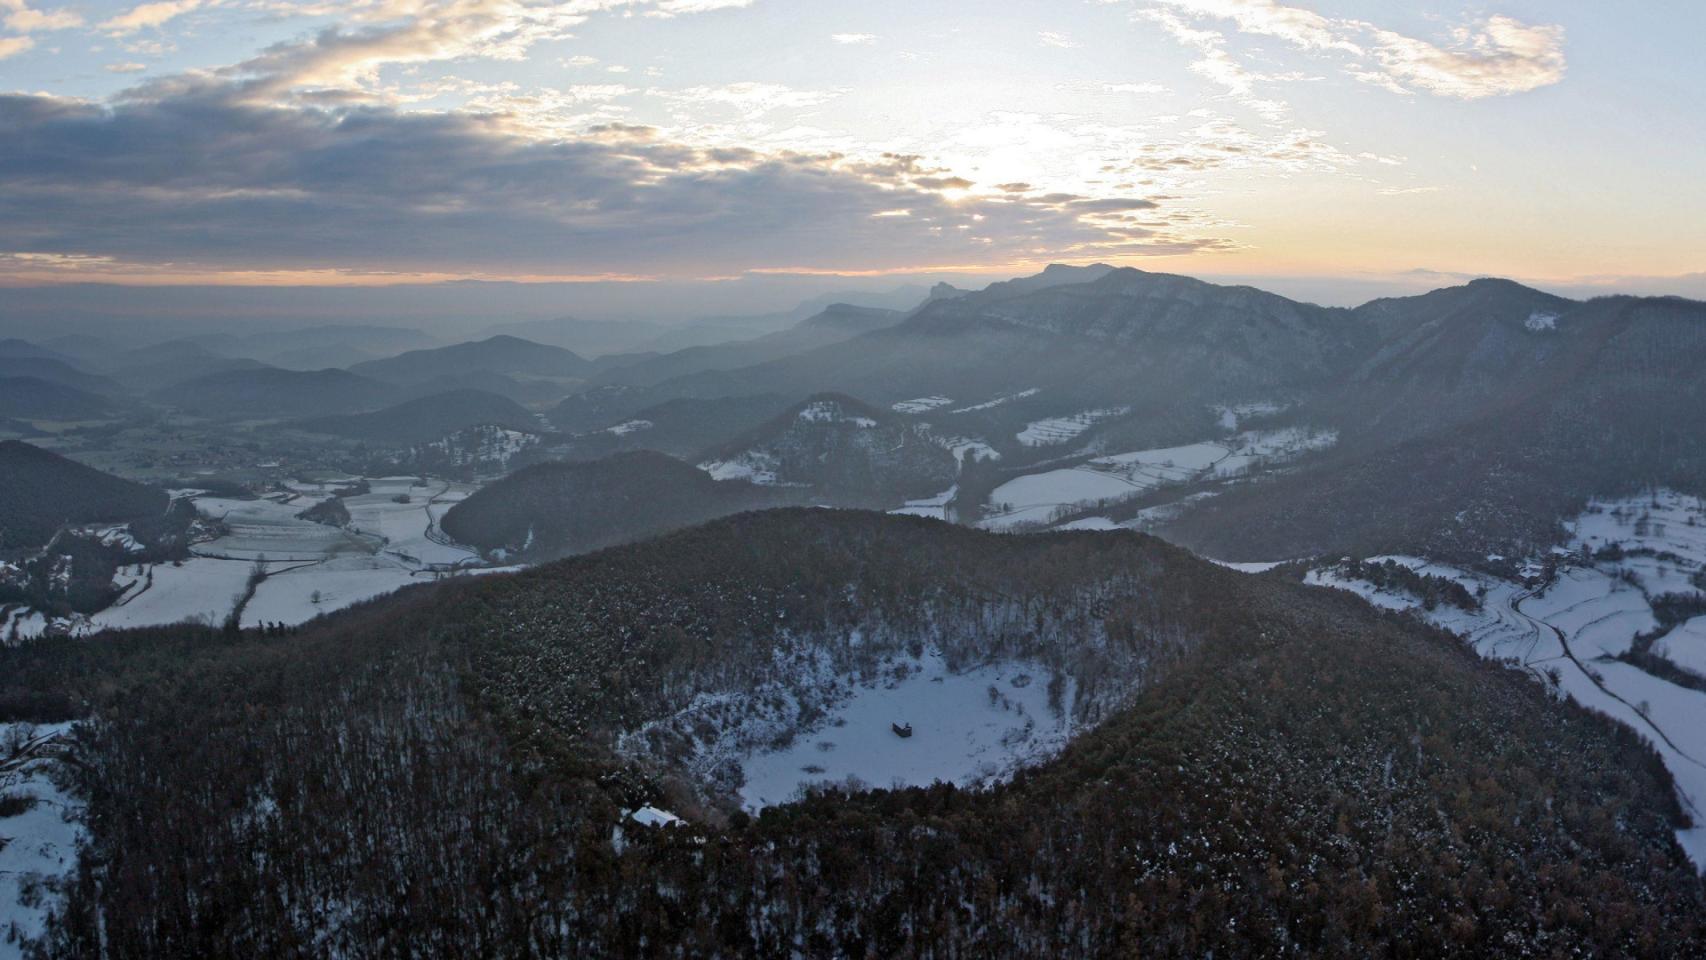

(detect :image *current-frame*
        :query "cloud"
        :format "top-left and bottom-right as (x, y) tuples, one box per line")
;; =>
(0, 34), (29, 58)
(1364, 16), (1565, 99)
(911, 175), (973, 191)
(1133, 1), (1565, 102)
(652, 82), (839, 120)
(197, 0), (758, 105)
(1, 0), (81, 33)
(0, 87), (1218, 280)
(101, 0), (209, 34)
(1151, 0), (1356, 54)
(1119, 114), (1370, 174)
(1138, 7), (1288, 120)
(1068, 197), (1159, 212)
(649, 0), (750, 14)
(1103, 82), (1170, 95)
(830, 33), (876, 45)
(105, 61), (150, 73)
(1037, 31), (1077, 49)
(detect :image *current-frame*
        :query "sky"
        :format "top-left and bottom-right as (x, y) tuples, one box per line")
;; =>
(1, 0), (1703, 316)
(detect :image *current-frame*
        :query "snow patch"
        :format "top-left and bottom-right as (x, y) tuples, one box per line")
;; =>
(797, 401), (876, 427)
(1016, 407), (1130, 447)
(736, 649), (1074, 811)
(627, 806), (682, 828)
(0, 722), (83, 960)
(1213, 401), (1285, 431)
(1055, 517), (1123, 532)
(889, 485), (956, 521)
(950, 388), (1039, 414)
(701, 451), (780, 485)
(982, 428), (1336, 532)
(892, 396), (953, 414)
(934, 436), (999, 465)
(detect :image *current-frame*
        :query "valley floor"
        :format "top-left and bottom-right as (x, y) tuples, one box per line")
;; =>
(5, 476), (512, 640)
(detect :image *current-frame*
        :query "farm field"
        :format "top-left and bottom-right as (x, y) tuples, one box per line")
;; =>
(981, 427), (1335, 531)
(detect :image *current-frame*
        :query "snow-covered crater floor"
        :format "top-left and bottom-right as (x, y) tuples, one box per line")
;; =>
(736, 649), (1075, 811)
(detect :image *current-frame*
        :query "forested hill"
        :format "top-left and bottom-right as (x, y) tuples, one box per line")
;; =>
(1162, 291), (1706, 562)
(695, 393), (957, 504)
(0, 440), (167, 550)
(12, 509), (1703, 956)
(439, 449), (797, 559)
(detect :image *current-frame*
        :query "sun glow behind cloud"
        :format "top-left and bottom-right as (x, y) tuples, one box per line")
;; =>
(0, 0), (1697, 290)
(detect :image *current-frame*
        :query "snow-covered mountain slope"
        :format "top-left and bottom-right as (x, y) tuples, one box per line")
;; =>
(1297, 489), (1706, 867)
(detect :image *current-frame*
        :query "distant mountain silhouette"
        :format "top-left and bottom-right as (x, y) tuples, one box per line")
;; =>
(152, 367), (399, 419)
(295, 389), (538, 443)
(0, 377), (117, 420)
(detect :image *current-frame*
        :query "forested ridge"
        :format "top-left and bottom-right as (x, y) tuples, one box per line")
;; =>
(439, 449), (798, 560)
(0, 440), (167, 551)
(4, 510), (1702, 957)
(1165, 294), (1706, 562)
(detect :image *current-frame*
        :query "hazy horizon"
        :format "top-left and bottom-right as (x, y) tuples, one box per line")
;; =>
(1, 265), (1701, 348)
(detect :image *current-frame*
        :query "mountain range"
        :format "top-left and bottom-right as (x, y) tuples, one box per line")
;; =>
(515, 265), (1705, 564)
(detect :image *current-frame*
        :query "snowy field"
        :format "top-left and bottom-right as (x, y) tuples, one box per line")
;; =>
(1298, 490), (1706, 869)
(889, 485), (956, 521)
(950, 388), (1038, 414)
(1656, 617), (1706, 679)
(1015, 407), (1129, 447)
(241, 557), (436, 628)
(341, 478), (481, 568)
(982, 428), (1336, 532)
(86, 557), (255, 631)
(0, 722), (83, 960)
(737, 650), (1075, 811)
(982, 441), (1229, 531)
(193, 495), (367, 562)
(891, 396), (953, 414)
(1211, 427), (1337, 478)
(933, 436), (1000, 464)
(6, 477), (494, 640)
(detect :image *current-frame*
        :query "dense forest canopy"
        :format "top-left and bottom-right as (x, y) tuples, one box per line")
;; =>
(0, 440), (167, 551)
(4, 510), (1700, 956)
